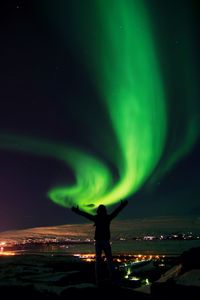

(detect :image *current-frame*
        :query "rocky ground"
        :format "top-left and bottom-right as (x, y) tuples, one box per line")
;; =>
(0, 247), (199, 299)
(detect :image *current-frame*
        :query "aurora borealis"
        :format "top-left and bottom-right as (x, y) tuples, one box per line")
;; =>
(0, 0), (200, 230)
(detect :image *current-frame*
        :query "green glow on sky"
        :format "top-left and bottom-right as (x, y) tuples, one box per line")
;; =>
(85, 0), (167, 206)
(0, 1), (199, 213)
(0, 1), (167, 211)
(56, 0), (167, 208)
(0, 134), (112, 210)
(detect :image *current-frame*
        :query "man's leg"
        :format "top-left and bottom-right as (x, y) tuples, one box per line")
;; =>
(103, 241), (115, 280)
(95, 241), (103, 284)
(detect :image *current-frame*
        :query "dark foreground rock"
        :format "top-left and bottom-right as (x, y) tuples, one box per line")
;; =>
(0, 247), (199, 299)
(0, 284), (154, 299)
(150, 247), (200, 299)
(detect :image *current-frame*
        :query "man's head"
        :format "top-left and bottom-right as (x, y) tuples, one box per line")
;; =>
(97, 204), (107, 215)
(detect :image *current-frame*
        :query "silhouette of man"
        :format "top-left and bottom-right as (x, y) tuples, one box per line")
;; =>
(71, 200), (128, 284)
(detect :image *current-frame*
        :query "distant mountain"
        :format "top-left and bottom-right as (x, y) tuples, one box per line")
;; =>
(0, 216), (199, 243)
(0, 223), (92, 243)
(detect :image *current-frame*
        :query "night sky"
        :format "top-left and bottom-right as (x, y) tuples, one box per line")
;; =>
(0, 0), (200, 232)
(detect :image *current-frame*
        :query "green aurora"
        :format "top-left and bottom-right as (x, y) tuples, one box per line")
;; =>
(0, 0), (199, 212)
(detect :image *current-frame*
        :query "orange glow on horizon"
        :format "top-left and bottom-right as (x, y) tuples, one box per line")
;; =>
(0, 251), (16, 256)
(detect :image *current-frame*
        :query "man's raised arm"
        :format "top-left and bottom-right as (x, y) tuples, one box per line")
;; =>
(71, 206), (95, 221)
(110, 200), (128, 220)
